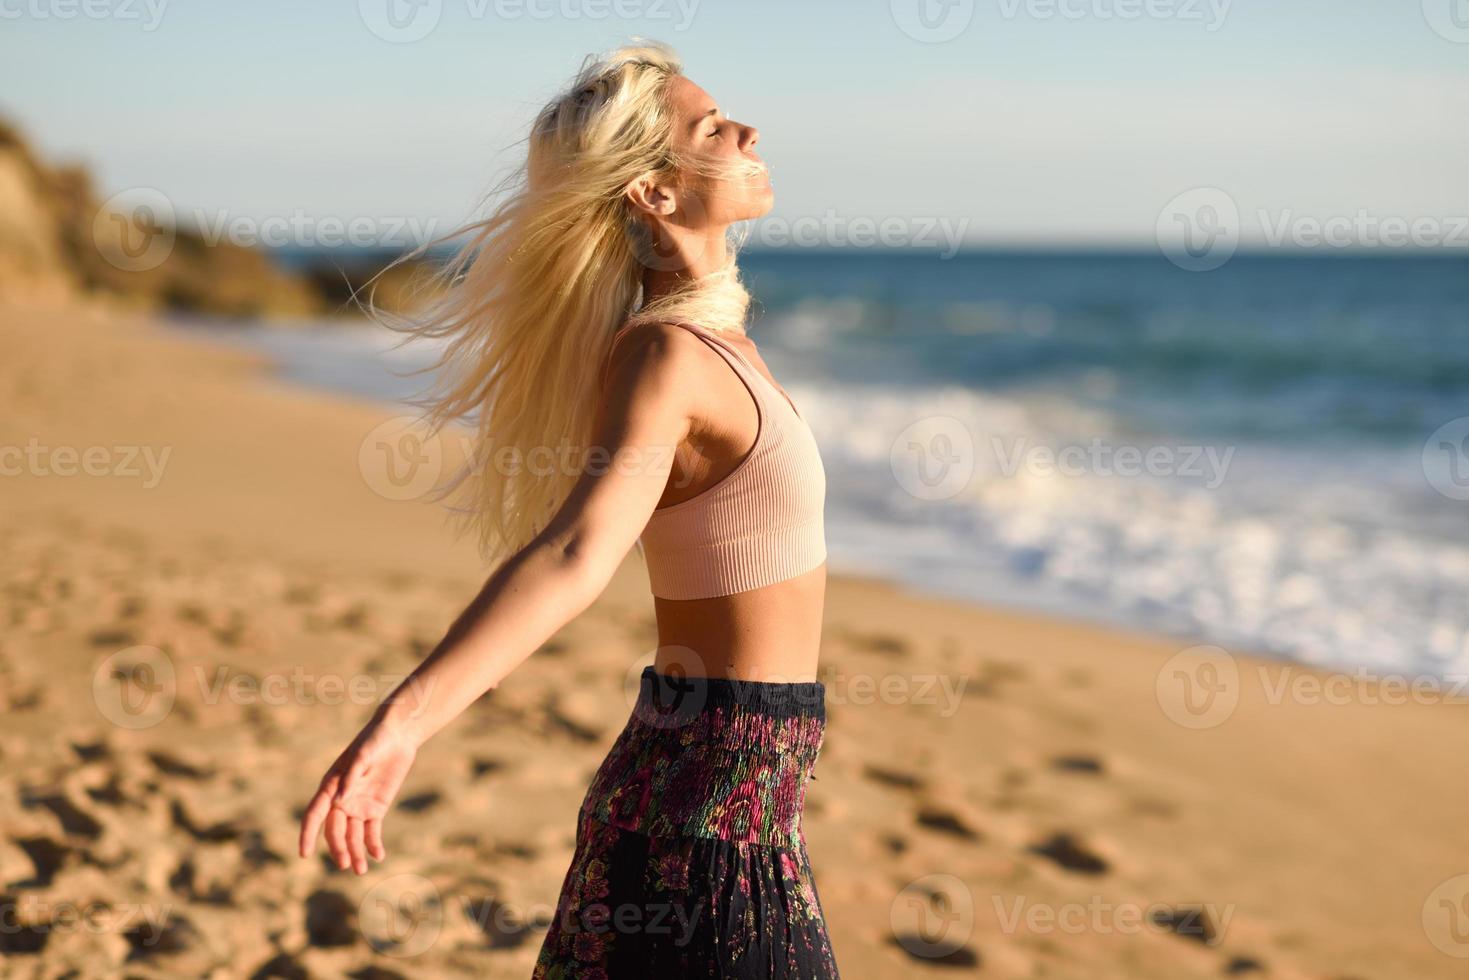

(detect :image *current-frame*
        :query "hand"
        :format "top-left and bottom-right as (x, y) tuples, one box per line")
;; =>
(298, 717), (419, 874)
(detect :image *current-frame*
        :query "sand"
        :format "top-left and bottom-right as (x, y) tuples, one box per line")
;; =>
(1, 297), (1464, 979)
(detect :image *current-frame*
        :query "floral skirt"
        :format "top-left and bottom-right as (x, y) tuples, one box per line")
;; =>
(532, 667), (841, 979)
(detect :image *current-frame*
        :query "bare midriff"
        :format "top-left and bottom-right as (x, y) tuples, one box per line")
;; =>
(652, 562), (826, 683)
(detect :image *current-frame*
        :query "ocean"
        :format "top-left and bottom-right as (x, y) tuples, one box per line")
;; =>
(182, 249), (1469, 679)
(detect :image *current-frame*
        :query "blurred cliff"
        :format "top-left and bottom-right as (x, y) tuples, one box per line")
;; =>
(0, 120), (437, 321)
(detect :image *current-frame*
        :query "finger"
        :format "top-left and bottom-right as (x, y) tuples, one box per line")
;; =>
(325, 806), (351, 871)
(298, 780), (337, 858)
(365, 818), (386, 862)
(346, 816), (368, 875)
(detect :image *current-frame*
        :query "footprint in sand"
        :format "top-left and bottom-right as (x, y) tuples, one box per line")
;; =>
(88, 627), (137, 647)
(21, 790), (103, 839)
(7, 687), (45, 711)
(240, 828), (284, 867)
(1149, 904), (1216, 945)
(1028, 832), (1109, 875)
(968, 659), (1029, 698)
(170, 799), (241, 843)
(85, 773), (130, 807)
(471, 757), (504, 779)
(306, 890), (358, 947)
(148, 750), (215, 780)
(888, 937), (980, 969)
(843, 630), (910, 658)
(123, 913), (201, 961)
(491, 840), (538, 860)
(463, 896), (538, 949)
(914, 804), (981, 842)
(12, 837), (69, 888)
(169, 856), (232, 905)
(249, 952), (312, 979)
(0, 893), (50, 954)
(1050, 754), (1105, 775)
(862, 764), (927, 792)
(397, 791), (442, 814)
(71, 740), (112, 763)
(346, 966), (410, 980)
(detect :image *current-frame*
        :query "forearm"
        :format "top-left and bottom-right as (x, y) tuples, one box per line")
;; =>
(374, 540), (601, 747)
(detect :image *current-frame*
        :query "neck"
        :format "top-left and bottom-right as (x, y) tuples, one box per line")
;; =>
(640, 225), (731, 304)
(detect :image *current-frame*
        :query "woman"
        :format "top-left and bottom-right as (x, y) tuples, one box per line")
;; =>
(297, 41), (839, 978)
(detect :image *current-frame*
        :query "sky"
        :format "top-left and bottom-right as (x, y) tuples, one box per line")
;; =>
(2, 0), (1467, 249)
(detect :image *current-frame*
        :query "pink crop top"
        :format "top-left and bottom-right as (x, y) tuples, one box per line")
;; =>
(608, 320), (827, 600)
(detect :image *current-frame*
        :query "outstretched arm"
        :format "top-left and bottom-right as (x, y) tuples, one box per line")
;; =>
(298, 323), (699, 872)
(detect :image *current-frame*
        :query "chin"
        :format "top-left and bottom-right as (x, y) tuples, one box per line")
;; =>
(745, 184), (776, 219)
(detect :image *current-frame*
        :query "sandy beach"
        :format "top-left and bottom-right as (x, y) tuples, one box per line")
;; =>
(2, 296), (1465, 979)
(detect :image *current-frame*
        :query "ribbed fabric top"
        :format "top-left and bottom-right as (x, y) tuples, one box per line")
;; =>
(611, 320), (827, 599)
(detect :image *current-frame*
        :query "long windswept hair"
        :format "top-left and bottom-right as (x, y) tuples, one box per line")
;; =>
(376, 40), (765, 563)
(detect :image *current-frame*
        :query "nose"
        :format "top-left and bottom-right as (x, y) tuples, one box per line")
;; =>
(740, 124), (759, 153)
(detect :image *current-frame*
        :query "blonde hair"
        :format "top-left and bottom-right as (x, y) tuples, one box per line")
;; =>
(379, 40), (763, 562)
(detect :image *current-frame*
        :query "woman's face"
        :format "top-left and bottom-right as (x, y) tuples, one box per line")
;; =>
(665, 75), (773, 226)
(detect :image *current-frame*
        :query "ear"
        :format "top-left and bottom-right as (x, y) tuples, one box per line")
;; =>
(626, 174), (677, 217)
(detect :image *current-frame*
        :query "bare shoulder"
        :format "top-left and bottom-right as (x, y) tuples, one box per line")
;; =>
(605, 321), (715, 393)
(598, 321), (719, 438)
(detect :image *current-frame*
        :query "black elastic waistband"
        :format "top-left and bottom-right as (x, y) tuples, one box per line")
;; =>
(638, 666), (826, 721)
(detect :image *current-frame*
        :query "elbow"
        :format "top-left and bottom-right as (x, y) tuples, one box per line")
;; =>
(550, 537), (614, 608)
